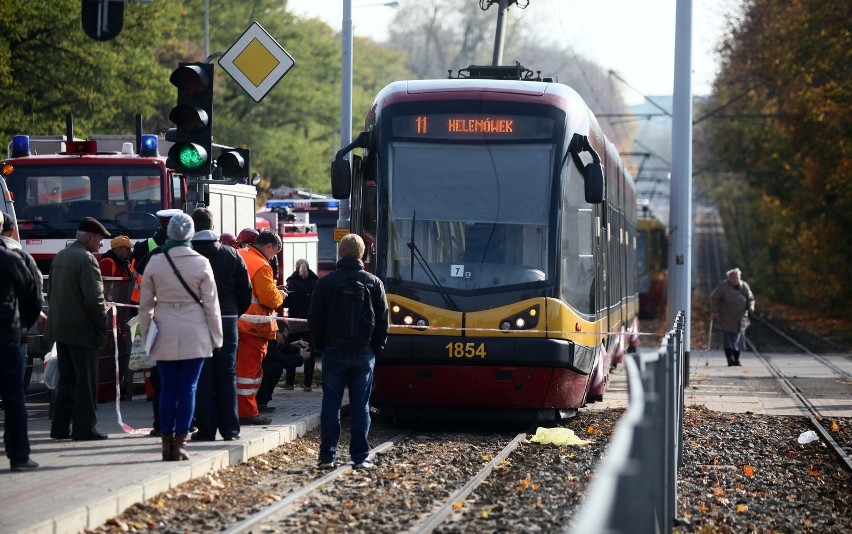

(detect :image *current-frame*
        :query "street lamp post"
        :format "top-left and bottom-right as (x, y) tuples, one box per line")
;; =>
(338, 0), (399, 233)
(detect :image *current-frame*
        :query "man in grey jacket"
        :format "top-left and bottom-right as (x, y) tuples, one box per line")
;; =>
(45, 217), (111, 440)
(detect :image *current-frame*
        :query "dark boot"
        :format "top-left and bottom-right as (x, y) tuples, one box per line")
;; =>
(172, 433), (189, 461)
(733, 351), (741, 366)
(161, 434), (173, 461)
(724, 349), (735, 366)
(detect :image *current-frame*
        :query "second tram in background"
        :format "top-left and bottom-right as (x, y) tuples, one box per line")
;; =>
(332, 64), (639, 421)
(636, 206), (668, 319)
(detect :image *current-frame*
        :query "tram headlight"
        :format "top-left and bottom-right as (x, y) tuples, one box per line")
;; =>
(498, 305), (540, 332)
(390, 302), (429, 331)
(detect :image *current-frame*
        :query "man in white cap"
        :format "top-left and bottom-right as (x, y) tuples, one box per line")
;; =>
(130, 208), (183, 436)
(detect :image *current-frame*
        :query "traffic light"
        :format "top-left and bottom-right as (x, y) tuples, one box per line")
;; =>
(166, 63), (213, 176)
(217, 148), (250, 180)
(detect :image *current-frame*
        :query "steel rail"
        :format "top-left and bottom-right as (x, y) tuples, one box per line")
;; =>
(749, 314), (852, 382)
(746, 338), (852, 471)
(222, 431), (411, 534)
(411, 432), (528, 534)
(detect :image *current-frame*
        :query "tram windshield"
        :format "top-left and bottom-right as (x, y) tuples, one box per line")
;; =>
(385, 142), (553, 292)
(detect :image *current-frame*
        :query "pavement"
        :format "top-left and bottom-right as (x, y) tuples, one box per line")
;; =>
(1, 378), (324, 534)
(3, 349), (850, 533)
(588, 349), (852, 418)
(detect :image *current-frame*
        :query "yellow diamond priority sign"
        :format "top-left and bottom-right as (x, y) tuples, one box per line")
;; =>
(219, 22), (295, 103)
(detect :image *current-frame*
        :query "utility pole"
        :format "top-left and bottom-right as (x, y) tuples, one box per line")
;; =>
(669, 0), (693, 364)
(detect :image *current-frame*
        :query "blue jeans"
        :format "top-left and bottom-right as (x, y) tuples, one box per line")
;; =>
(157, 358), (204, 436)
(319, 346), (375, 465)
(1, 344), (30, 464)
(194, 317), (239, 439)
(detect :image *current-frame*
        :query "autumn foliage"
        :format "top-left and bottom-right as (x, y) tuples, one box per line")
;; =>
(697, 0), (852, 314)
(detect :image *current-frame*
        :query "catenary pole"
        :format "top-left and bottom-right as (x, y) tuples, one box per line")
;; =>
(669, 0), (693, 358)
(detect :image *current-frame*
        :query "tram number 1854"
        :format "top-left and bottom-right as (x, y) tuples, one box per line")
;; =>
(446, 342), (487, 359)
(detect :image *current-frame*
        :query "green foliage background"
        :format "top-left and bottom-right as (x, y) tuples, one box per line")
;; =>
(0, 0), (410, 195)
(697, 0), (851, 313)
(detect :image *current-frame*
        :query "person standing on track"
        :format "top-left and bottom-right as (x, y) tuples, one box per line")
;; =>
(309, 233), (388, 469)
(45, 217), (111, 441)
(711, 267), (756, 366)
(236, 230), (286, 425)
(0, 212), (43, 471)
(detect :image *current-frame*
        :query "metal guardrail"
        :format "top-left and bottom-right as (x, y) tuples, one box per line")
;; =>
(568, 312), (686, 534)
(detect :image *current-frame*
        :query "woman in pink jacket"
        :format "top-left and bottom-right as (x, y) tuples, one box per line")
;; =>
(139, 213), (223, 461)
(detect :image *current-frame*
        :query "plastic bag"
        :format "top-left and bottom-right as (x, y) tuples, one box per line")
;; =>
(127, 315), (155, 371)
(797, 430), (819, 445)
(43, 343), (59, 389)
(530, 427), (591, 446)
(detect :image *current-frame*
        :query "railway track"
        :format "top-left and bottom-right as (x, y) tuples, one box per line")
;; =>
(745, 317), (852, 471)
(219, 421), (609, 533)
(87, 409), (622, 533)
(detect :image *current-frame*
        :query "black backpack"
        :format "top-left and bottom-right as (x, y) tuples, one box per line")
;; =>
(328, 274), (375, 351)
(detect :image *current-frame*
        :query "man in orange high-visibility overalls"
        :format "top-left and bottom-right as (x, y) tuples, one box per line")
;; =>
(236, 230), (285, 425)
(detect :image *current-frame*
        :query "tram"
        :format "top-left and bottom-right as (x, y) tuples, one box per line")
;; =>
(331, 65), (639, 420)
(637, 207), (668, 319)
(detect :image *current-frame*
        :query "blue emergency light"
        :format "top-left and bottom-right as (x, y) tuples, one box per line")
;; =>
(139, 134), (159, 157)
(11, 135), (31, 157)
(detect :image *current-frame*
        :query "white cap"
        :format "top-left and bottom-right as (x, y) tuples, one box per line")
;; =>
(156, 208), (183, 218)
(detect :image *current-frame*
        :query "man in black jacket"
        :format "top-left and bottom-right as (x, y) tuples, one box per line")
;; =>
(190, 208), (252, 441)
(1, 212), (43, 470)
(309, 233), (388, 469)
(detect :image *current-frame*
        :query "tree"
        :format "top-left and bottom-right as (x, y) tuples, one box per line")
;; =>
(699, 0), (852, 311)
(0, 0), (188, 138)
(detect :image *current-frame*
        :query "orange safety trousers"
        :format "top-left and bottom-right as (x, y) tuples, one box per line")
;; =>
(236, 332), (269, 418)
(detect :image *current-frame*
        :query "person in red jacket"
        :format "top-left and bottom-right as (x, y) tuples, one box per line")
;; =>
(98, 235), (134, 278)
(235, 230), (286, 425)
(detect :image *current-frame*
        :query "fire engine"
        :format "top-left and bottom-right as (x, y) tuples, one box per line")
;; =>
(2, 120), (258, 393)
(266, 195), (339, 277)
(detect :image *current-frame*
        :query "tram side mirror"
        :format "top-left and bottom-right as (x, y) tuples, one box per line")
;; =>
(583, 163), (604, 204)
(330, 131), (370, 200)
(569, 133), (604, 204)
(331, 158), (352, 199)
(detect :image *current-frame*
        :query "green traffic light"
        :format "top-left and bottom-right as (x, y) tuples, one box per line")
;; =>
(178, 143), (208, 170)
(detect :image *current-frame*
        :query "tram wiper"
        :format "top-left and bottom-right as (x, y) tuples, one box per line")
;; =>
(408, 213), (460, 311)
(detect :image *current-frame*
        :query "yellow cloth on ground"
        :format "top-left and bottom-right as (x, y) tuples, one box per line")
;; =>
(529, 427), (591, 446)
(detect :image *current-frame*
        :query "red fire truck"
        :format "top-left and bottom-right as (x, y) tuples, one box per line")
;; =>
(2, 128), (257, 394)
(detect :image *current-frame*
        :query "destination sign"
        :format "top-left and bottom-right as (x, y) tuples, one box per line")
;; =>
(392, 114), (554, 140)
